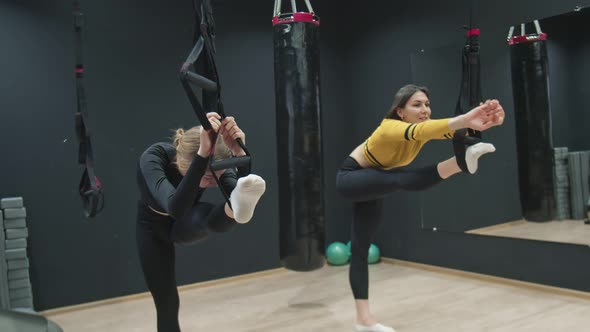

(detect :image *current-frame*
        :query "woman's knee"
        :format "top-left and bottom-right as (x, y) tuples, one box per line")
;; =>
(202, 203), (235, 233)
(169, 203), (217, 244)
(170, 226), (209, 245)
(336, 172), (360, 200)
(350, 232), (372, 260)
(335, 172), (347, 195)
(350, 242), (371, 260)
(207, 218), (236, 233)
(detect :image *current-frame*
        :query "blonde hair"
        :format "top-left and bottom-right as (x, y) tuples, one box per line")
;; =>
(172, 126), (231, 173)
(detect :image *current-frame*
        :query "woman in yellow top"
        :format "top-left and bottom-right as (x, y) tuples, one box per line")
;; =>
(336, 84), (505, 332)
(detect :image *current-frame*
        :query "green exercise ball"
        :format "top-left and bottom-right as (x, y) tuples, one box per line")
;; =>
(326, 242), (350, 265)
(368, 244), (380, 264)
(346, 241), (380, 264)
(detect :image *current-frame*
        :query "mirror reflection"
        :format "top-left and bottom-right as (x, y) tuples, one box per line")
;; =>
(415, 6), (590, 246)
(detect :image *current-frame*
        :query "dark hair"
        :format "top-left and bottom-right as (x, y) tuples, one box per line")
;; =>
(385, 84), (429, 119)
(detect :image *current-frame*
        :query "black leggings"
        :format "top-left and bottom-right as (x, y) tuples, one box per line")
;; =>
(136, 203), (236, 332)
(336, 156), (443, 299)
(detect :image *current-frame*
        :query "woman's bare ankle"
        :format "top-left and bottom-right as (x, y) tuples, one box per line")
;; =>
(357, 315), (378, 326)
(355, 299), (378, 326)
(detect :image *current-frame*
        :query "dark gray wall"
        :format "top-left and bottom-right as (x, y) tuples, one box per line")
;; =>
(543, 8), (590, 152)
(2, 0), (590, 313)
(342, 0), (590, 291)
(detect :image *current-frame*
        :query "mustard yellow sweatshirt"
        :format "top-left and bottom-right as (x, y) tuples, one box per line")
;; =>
(363, 118), (454, 169)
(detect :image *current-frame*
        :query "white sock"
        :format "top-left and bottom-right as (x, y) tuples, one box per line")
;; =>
(465, 142), (496, 174)
(355, 323), (396, 332)
(230, 174), (266, 224)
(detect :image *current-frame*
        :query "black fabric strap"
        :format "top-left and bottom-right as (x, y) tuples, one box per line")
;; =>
(180, 0), (251, 208)
(453, 26), (482, 173)
(73, 1), (104, 218)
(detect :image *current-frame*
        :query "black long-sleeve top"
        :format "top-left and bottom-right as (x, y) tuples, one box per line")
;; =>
(136, 142), (245, 221)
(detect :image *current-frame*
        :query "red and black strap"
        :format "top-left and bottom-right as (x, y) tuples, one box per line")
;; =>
(73, 1), (104, 218)
(453, 5), (483, 173)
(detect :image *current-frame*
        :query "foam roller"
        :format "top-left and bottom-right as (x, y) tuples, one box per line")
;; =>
(10, 298), (34, 309)
(0, 210), (8, 308)
(4, 219), (26, 229)
(5, 249), (26, 260)
(9, 287), (32, 301)
(7, 259), (29, 270)
(5, 229), (28, 240)
(8, 269), (29, 281)
(0, 197), (24, 209)
(5, 239), (27, 250)
(3, 208), (26, 220)
(8, 279), (31, 290)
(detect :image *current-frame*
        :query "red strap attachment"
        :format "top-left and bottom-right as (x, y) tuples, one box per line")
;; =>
(272, 12), (320, 26)
(467, 28), (480, 37)
(508, 32), (547, 45)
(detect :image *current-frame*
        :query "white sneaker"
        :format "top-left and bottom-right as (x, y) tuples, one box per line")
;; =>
(354, 323), (396, 332)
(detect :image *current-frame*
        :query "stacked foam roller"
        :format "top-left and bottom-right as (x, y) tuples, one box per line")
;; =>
(0, 209), (7, 309)
(554, 147), (571, 220)
(1, 197), (33, 310)
(568, 151), (590, 219)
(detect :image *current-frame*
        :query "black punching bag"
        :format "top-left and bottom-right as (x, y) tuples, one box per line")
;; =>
(273, 7), (325, 271)
(509, 25), (556, 221)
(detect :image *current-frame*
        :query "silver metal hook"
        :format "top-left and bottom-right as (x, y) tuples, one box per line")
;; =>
(533, 20), (542, 34)
(303, 0), (314, 13)
(274, 0), (281, 17)
(507, 26), (515, 41)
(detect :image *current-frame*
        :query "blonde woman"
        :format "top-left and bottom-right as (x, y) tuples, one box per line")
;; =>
(136, 112), (266, 332)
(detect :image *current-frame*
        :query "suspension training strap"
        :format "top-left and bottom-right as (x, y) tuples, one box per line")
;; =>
(73, 1), (104, 218)
(453, 24), (483, 173)
(180, 0), (251, 208)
